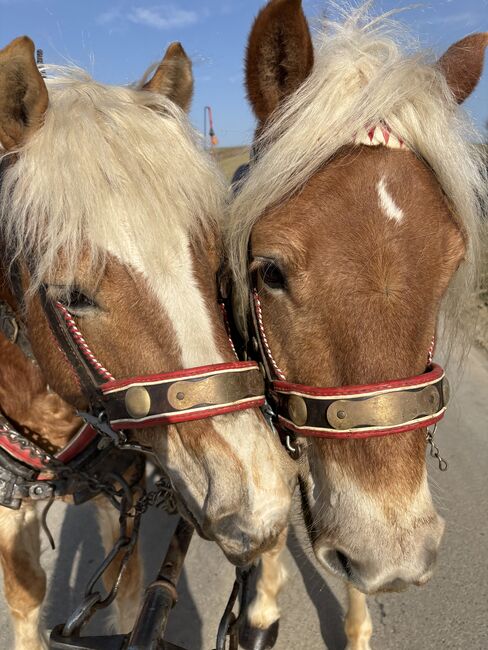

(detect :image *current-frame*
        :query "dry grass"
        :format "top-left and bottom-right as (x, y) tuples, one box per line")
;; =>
(476, 250), (488, 352)
(213, 146), (249, 182)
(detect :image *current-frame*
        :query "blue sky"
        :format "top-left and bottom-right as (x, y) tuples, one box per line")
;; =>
(1, 0), (487, 146)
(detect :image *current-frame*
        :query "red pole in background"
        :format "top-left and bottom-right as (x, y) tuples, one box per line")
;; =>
(204, 106), (218, 153)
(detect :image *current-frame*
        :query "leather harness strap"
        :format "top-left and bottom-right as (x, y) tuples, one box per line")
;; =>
(248, 283), (450, 440)
(271, 364), (449, 439)
(39, 287), (108, 406)
(43, 293), (266, 431)
(12, 280), (267, 432)
(0, 411), (55, 470)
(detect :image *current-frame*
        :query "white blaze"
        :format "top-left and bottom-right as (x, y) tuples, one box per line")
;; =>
(377, 176), (404, 224)
(104, 227), (290, 528)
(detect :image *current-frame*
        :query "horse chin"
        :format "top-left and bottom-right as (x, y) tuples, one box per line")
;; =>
(366, 580), (410, 595)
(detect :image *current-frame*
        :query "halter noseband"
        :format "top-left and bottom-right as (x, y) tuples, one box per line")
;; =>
(247, 287), (449, 441)
(270, 365), (448, 440)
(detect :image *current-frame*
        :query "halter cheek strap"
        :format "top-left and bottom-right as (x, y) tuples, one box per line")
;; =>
(25, 279), (265, 445)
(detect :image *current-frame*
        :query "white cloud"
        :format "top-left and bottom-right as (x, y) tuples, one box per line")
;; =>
(97, 4), (200, 31)
(97, 7), (122, 25)
(128, 5), (199, 30)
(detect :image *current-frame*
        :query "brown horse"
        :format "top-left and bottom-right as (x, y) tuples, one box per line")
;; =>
(0, 36), (295, 649)
(227, 1), (487, 648)
(0, 322), (144, 649)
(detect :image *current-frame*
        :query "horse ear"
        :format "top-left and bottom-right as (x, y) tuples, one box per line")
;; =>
(246, 0), (314, 124)
(0, 36), (48, 150)
(438, 33), (488, 104)
(143, 42), (193, 112)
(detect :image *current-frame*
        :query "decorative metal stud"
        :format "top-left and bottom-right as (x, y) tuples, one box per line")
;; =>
(125, 386), (151, 419)
(288, 395), (308, 427)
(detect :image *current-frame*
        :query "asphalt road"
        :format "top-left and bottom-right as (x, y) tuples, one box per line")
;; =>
(0, 347), (487, 650)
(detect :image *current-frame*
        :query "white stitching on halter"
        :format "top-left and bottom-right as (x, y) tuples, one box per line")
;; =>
(253, 290), (286, 381)
(220, 302), (239, 360)
(427, 336), (436, 366)
(355, 125), (406, 149)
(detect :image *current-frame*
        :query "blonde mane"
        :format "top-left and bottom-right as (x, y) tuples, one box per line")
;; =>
(227, 3), (487, 353)
(0, 65), (225, 293)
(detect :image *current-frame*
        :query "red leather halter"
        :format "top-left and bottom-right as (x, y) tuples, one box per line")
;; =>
(0, 282), (265, 476)
(49, 297), (265, 438)
(250, 287), (449, 441)
(0, 415), (98, 472)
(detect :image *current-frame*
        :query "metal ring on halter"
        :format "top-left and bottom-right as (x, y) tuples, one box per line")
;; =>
(285, 435), (299, 456)
(76, 409), (127, 448)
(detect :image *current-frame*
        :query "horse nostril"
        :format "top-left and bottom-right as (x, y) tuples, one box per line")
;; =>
(336, 550), (354, 580)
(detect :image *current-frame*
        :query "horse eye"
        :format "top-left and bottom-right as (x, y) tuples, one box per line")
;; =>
(259, 261), (287, 290)
(59, 289), (97, 314)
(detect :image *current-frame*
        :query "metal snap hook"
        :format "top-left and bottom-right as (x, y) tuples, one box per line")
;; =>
(285, 434), (302, 460)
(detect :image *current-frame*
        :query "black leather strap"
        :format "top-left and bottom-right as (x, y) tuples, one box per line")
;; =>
(37, 284), (105, 407)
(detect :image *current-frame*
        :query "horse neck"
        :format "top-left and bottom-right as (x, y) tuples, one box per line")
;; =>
(0, 331), (80, 452)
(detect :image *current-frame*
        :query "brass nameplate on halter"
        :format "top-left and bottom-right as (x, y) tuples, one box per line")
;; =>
(327, 385), (442, 431)
(167, 369), (264, 411)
